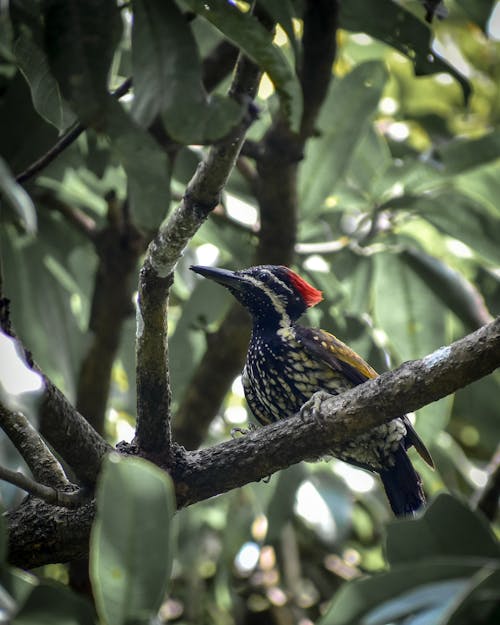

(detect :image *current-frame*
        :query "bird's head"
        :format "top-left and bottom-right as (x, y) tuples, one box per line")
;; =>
(190, 264), (323, 328)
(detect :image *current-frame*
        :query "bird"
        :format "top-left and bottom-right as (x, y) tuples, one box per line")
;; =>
(190, 264), (433, 516)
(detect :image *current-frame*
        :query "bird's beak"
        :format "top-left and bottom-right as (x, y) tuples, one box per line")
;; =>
(190, 265), (244, 290)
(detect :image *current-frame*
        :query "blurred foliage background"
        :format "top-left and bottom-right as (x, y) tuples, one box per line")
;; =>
(0, 0), (500, 624)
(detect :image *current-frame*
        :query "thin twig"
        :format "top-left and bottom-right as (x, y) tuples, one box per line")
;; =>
(36, 191), (97, 239)
(0, 404), (69, 489)
(0, 464), (85, 509)
(15, 78), (132, 185)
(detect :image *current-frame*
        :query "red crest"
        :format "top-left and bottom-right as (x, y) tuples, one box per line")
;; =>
(286, 269), (323, 307)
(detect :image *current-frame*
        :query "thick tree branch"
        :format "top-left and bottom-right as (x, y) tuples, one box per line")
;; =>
(0, 404), (69, 488)
(173, 317), (500, 505)
(135, 54), (262, 456)
(9, 317), (499, 569)
(39, 375), (111, 485)
(0, 307), (110, 486)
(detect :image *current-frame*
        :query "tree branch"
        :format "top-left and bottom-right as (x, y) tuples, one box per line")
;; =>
(0, 465), (85, 509)
(39, 374), (111, 485)
(75, 204), (144, 435)
(0, 404), (69, 488)
(0, 308), (110, 486)
(9, 317), (500, 568)
(172, 317), (500, 505)
(135, 53), (262, 456)
(36, 191), (97, 240)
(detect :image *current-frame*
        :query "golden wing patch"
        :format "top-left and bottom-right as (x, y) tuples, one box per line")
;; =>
(295, 326), (377, 384)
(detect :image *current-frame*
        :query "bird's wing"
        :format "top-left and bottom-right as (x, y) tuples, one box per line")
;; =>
(295, 326), (434, 468)
(294, 326), (378, 385)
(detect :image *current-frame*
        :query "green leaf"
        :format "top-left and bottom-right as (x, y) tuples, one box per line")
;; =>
(0, 156), (36, 234)
(299, 61), (388, 214)
(1, 217), (89, 394)
(415, 191), (500, 265)
(105, 101), (171, 231)
(132, 0), (242, 143)
(184, 0), (303, 131)
(42, 0), (122, 125)
(444, 568), (500, 625)
(319, 561), (483, 625)
(386, 494), (500, 566)
(258, 0), (298, 59)
(266, 464), (307, 543)
(400, 248), (491, 330)
(455, 0), (496, 32)
(14, 29), (76, 132)
(373, 251), (446, 362)
(12, 581), (96, 625)
(169, 278), (232, 406)
(438, 130), (500, 174)
(90, 454), (176, 625)
(339, 0), (471, 103)
(453, 373), (500, 457)
(0, 568), (38, 623)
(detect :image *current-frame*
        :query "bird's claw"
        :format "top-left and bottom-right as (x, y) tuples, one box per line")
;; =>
(300, 391), (333, 425)
(230, 423), (258, 439)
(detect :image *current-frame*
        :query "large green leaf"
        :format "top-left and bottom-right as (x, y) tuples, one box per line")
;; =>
(132, 0), (242, 143)
(183, 0), (303, 131)
(321, 495), (500, 625)
(0, 569), (37, 624)
(339, 0), (471, 102)
(90, 454), (176, 625)
(386, 494), (500, 566)
(373, 251), (446, 363)
(12, 581), (96, 625)
(415, 191), (500, 265)
(452, 373), (500, 457)
(14, 29), (76, 132)
(319, 561), (482, 625)
(42, 0), (122, 125)
(0, 73), (59, 176)
(169, 278), (232, 406)
(400, 248), (491, 331)
(438, 130), (500, 174)
(1, 210), (93, 393)
(0, 156), (36, 233)
(105, 101), (171, 232)
(299, 61), (388, 214)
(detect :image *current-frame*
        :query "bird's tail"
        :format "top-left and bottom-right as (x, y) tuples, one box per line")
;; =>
(379, 445), (426, 517)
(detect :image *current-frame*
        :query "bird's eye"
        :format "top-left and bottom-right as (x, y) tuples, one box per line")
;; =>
(258, 271), (270, 282)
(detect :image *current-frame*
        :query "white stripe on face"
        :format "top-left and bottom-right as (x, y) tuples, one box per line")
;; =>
(243, 272), (292, 327)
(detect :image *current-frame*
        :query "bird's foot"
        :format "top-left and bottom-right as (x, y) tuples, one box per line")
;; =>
(230, 422), (258, 439)
(300, 391), (333, 425)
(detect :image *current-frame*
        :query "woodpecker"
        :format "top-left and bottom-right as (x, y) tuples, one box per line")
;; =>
(190, 264), (433, 516)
